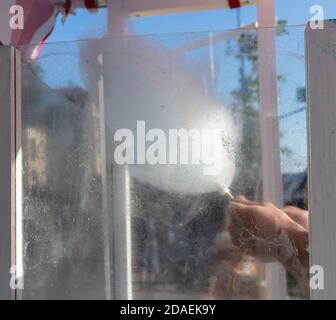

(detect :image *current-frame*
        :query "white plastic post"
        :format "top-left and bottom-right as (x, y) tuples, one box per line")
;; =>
(106, 0), (133, 300)
(122, 0), (258, 17)
(97, 52), (113, 300)
(111, 164), (133, 300)
(0, 47), (21, 300)
(257, 0), (287, 299)
(306, 21), (336, 300)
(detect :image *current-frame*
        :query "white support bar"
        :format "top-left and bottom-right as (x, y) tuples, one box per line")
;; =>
(176, 23), (256, 53)
(98, 53), (113, 300)
(0, 46), (20, 300)
(106, 0), (133, 300)
(15, 47), (23, 301)
(306, 20), (336, 300)
(257, 0), (287, 300)
(122, 0), (257, 18)
(111, 164), (133, 300)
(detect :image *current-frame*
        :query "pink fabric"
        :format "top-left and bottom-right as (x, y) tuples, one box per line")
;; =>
(0, 0), (105, 59)
(11, 0), (56, 46)
(0, 0), (57, 59)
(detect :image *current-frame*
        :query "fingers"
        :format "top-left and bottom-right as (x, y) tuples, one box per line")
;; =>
(227, 195), (310, 284)
(228, 197), (291, 262)
(228, 201), (254, 232)
(232, 196), (260, 206)
(229, 200), (280, 236)
(232, 195), (274, 207)
(285, 221), (309, 253)
(228, 201), (269, 250)
(282, 206), (309, 230)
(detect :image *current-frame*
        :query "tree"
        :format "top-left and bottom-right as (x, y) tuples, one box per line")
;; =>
(228, 20), (291, 199)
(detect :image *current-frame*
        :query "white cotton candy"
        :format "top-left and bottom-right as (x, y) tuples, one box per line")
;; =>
(84, 33), (240, 195)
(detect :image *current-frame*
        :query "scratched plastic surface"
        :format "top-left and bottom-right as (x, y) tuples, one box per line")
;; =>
(20, 25), (308, 299)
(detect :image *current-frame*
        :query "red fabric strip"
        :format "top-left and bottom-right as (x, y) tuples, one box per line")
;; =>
(228, 0), (241, 9)
(30, 21), (56, 60)
(84, 0), (98, 9)
(64, 0), (72, 15)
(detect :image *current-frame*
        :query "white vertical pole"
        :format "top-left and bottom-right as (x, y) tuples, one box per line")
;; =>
(0, 46), (14, 300)
(106, 0), (133, 299)
(111, 164), (133, 300)
(107, 0), (130, 37)
(0, 47), (20, 300)
(306, 21), (336, 300)
(257, 0), (287, 299)
(98, 52), (112, 300)
(14, 48), (23, 301)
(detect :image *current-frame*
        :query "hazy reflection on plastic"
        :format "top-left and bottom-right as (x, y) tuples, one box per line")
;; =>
(21, 26), (308, 299)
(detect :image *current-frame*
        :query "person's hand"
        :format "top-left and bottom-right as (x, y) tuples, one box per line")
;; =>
(228, 197), (309, 286)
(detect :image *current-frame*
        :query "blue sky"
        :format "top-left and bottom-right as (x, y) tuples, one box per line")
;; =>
(41, 0), (336, 173)
(48, 0), (336, 42)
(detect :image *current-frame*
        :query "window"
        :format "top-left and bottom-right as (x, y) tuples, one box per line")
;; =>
(14, 23), (310, 300)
